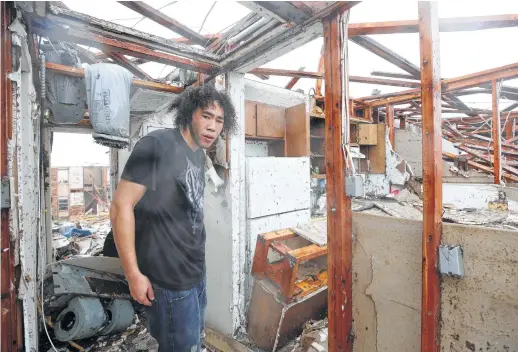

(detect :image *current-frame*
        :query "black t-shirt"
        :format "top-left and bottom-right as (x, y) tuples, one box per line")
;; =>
(121, 128), (206, 291)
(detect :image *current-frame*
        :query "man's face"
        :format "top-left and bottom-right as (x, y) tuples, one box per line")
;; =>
(190, 102), (224, 149)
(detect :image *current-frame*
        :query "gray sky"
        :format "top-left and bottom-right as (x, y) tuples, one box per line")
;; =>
(51, 0), (518, 167)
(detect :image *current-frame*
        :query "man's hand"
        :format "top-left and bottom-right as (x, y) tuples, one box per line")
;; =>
(127, 271), (155, 306)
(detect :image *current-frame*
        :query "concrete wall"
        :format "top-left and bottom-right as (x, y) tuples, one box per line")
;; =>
(352, 213), (518, 352)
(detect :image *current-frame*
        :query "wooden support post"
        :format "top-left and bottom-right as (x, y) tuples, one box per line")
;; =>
(386, 104), (395, 148)
(418, 3), (442, 352)
(493, 79), (502, 184)
(400, 117), (406, 129)
(323, 10), (353, 352)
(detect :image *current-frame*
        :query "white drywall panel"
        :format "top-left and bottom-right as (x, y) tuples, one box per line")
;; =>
(245, 79), (305, 108)
(245, 140), (269, 157)
(246, 157), (310, 218)
(69, 166), (83, 189)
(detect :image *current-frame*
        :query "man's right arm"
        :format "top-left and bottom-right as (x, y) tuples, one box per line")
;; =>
(110, 180), (154, 306)
(110, 135), (158, 306)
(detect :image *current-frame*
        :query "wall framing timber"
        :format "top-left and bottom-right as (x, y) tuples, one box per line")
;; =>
(418, 3), (442, 352)
(323, 10), (353, 352)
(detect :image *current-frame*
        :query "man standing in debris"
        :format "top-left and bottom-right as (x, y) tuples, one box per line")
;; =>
(110, 84), (237, 351)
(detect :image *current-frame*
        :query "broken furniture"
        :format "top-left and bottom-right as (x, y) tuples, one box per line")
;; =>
(248, 228), (328, 351)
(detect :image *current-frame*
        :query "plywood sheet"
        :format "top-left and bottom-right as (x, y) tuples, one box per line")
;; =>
(246, 157), (310, 218)
(256, 104), (285, 138)
(285, 103), (309, 157)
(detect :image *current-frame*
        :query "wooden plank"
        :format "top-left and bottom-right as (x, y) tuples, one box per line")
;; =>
(285, 103), (310, 157)
(250, 68), (421, 87)
(118, 1), (209, 46)
(245, 101), (257, 137)
(285, 66), (306, 89)
(256, 103), (286, 138)
(456, 145), (518, 179)
(386, 104), (395, 148)
(289, 244), (328, 262)
(270, 241), (292, 256)
(349, 14), (518, 36)
(315, 49), (324, 96)
(368, 124), (387, 173)
(371, 70), (417, 80)
(350, 35), (420, 78)
(323, 10), (353, 352)
(45, 62), (183, 93)
(493, 79), (502, 184)
(263, 229), (296, 242)
(419, 3), (442, 351)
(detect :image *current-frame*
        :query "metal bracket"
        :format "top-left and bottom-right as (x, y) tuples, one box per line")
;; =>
(1, 179), (10, 209)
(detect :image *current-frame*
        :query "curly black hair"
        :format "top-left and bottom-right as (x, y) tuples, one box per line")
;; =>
(169, 83), (238, 135)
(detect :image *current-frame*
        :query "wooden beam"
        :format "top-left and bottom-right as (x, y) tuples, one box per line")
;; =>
(107, 52), (153, 80)
(46, 3), (220, 63)
(349, 14), (518, 36)
(323, 10), (353, 352)
(250, 67), (421, 87)
(249, 1), (312, 24)
(118, 1), (209, 46)
(370, 70), (418, 80)
(285, 66), (306, 89)
(493, 79), (502, 184)
(367, 63), (518, 107)
(350, 35), (421, 78)
(45, 62), (183, 93)
(505, 118), (515, 140)
(419, 3), (442, 352)
(386, 104), (395, 147)
(34, 26), (216, 73)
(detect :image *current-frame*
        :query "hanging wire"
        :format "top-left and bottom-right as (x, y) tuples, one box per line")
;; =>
(199, 2), (216, 34)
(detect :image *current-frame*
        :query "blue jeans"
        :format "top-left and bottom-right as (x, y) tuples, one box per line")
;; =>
(147, 277), (207, 352)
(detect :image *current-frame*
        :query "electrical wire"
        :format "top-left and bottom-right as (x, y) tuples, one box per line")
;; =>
(199, 2), (216, 34)
(131, 1), (178, 29)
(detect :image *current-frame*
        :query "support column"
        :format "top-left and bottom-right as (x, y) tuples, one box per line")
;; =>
(418, 2), (442, 352)
(400, 117), (406, 129)
(323, 10), (353, 352)
(492, 79), (502, 184)
(386, 104), (395, 148)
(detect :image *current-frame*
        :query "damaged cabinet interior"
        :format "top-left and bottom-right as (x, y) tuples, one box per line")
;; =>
(2, 1), (518, 352)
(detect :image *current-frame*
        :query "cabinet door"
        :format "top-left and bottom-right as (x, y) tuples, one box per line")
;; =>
(256, 104), (286, 138)
(245, 101), (257, 136)
(358, 124), (378, 145)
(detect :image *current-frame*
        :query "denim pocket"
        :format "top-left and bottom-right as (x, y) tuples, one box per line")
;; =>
(168, 288), (193, 301)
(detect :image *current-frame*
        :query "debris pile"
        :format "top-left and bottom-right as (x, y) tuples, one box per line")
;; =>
(280, 319), (329, 352)
(52, 216), (111, 260)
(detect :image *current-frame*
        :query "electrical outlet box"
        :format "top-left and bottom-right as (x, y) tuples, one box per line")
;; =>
(439, 245), (464, 278)
(346, 175), (364, 197)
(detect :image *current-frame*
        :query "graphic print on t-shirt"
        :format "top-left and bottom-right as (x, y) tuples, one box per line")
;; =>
(178, 156), (204, 235)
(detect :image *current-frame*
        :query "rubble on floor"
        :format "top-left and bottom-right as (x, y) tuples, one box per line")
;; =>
(279, 319), (328, 352)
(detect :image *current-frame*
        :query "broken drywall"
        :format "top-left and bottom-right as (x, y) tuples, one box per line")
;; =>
(351, 212), (518, 352)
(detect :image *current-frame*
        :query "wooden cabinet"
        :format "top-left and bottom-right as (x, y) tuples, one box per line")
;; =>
(256, 104), (286, 138)
(245, 100), (309, 158)
(358, 124), (378, 145)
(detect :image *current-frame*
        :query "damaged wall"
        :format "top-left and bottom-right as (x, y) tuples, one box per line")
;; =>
(351, 212), (518, 352)
(8, 17), (43, 352)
